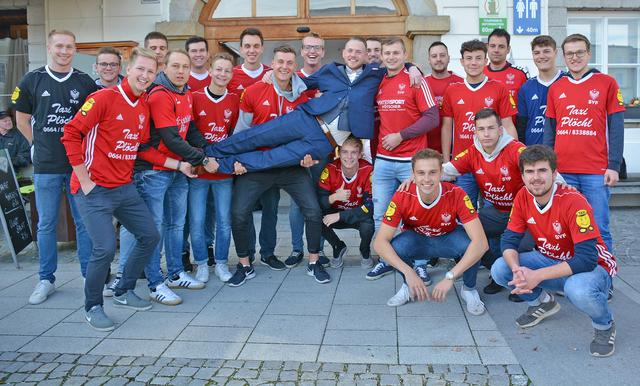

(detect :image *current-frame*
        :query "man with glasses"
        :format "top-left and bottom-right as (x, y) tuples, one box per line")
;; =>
(543, 34), (625, 253)
(94, 47), (123, 89)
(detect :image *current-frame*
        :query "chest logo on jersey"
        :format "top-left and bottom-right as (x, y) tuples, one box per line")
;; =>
(484, 97), (494, 107)
(441, 212), (452, 225)
(552, 220), (566, 239)
(436, 95), (444, 108)
(506, 73), (515, 84)
(500, 166), (511, 181)
(285, 106), (294, 114)
(224, 109), (233, 121)
(69, 89), (80, 105)
(320, 168), (329, 183)
(138, 114), (146, 130)
(397, 83), (406, 94)
(575, 209), (594, 233)
(588, 89), (600, 105)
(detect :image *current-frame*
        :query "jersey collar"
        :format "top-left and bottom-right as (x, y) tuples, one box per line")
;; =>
(566, 71), (594, 85)
(117, 79), (139, 108)
(536, 70), (563, 87)
(45, 65), (73, 83)
(530, 183), (557, 215)
(464, 76), (488, 91)
(204, 86), (228, 103)
(416, 182), (442, 209)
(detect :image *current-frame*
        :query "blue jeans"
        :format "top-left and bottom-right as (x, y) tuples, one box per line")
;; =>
(120, 170), (188, 288)
(491, 251), (613, 329)
(188, 178), (232, 264)
(562, 173), (612, 252)
(455, 172), (479, 210)
(33, 173), (92, 283)
(390, 226), (480, 289)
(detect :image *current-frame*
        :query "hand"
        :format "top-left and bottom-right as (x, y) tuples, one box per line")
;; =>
(509, 266), (541, 294)
(203, 157), (218, 173)
(80, 180), (96, 195)
(431, 279), (453, 302)
(406, 272), (430, 302)
(381, 133), (402, 151)
(397, 176), (415, 192)
(323, 213), (340, 227)
(261, 70), (274, 84)
(604, 169), (619, 187)
(233, 161), (247, 175)
(331, 182), (351, 202)
(408, 66), (423, 87)
(179, 162), (197, 178)
(300, 154), (319, 168)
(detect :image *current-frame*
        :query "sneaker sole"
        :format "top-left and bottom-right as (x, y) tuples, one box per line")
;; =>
(285, 261), (302, 269)
(306, 269), (331, 284)
(591, 347), (615, 357)
(516, 302), (561, 328)
(227, 271), (256, 287)
(112, 300), (153, 311)
(150, 293), (182, 305)
(85, 316), (115, 332)
(28, 289), (55, 305)
(365, 270), (393, 281)
(166, 282), (206, 290)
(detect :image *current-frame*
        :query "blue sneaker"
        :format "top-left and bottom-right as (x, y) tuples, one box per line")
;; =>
(366, 261), (394, 280)
(414, 264), (432, 286)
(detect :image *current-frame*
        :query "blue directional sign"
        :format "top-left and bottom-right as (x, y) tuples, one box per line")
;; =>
(513, 0), (541, 35)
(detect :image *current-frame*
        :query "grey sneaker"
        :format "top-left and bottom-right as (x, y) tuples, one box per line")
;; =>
(590, 322), (616, 357)
(85, 305), (115, 331)
(360, 256), (374, 269)
(331, 242), (347, 268)
(113, 290), (152, 311)
(515, 294), (561, 328)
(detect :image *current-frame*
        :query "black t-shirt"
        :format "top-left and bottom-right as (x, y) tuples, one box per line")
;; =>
(11, 65), (97, 173)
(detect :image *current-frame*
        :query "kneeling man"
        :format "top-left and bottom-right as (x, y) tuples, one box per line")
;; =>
(374, 148), (488, 314)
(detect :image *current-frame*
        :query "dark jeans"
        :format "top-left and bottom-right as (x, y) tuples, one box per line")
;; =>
(75, 183), (160, 311)
(247, 187), (279, 259)
(322, 208), (374, 258)
(232, 166), (322, 257)
(479, 204), (534, 269)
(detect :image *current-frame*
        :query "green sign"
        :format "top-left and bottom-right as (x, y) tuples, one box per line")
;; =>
(479, 0), (508, 35)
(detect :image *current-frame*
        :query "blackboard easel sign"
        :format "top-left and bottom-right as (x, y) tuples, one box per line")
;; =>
(0, 149), (32, 268)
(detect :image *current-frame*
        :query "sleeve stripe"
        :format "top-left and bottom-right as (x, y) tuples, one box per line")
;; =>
(84, 123), (99, 173)
(595, 244), (617, 276)
(419, 79), (437, 108)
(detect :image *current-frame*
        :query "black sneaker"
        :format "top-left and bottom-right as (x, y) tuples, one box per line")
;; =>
(590, 321), (616, 357)
(207, 245), (216, 267)
(306, 263), (331, 284)
(285, 251), (304, 268)
(515, 294), (561, 328)
(182, 250), (193, 272)
(260, 255), (286, 271)
(318, 251), (330, 267)
(426, 257), (439, 268)
(227, 265), (256, 287)
(508, 293), (524, 302)
(483, 278), (504, 294)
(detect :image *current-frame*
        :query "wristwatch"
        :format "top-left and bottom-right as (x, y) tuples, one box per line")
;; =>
(445, 271), (455, 281)
(202, 157), (210, 166)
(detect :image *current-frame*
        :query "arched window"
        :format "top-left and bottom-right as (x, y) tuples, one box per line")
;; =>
(207, 0), (401, 19)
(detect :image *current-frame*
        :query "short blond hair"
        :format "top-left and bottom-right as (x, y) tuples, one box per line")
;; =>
(129, 47), (158, 66)
(48, 29), (76, 43)
(211, 52), (235, 67)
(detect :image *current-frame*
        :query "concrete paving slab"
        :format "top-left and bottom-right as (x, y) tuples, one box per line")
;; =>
(318, 345), (397, 364)
(23, 286), (84, 309)
(89, 338), (171, 357)
(0, 270), (35, 291)
(176, 326), (252, 342)
(396, 297), (464, 317)
(43, 322), (111, 338)
(471, 330), (508, 347)
(19, 336), (101, 354)
(397, 317), (475, 346)
(249, 314), (327, 344)
(109, 311), (195, 340)
(0, 308), (73, 335)
(266, 290), (334, 316)
(248, 265), (290, 283)
(327, 304), (396, 331)
(278, 268), (341, 292)
(162, 341), (243, 359)
(0, 296), (27, 319)
(63, 303), (136, 324)
(322, 329), (397, 346)
(190, 301), (268, 327)
(477, 346), (519, 364)
(333, 280), (395, 305)
(399, 346), (481, 364)
(146, 287), (218, 314)
(213, 281), (281, 303)
(239, 343), (319, 362)
(0, 335), (34, 351)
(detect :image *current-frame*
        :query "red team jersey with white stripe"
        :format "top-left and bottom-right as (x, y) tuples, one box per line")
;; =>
(192, 87), (240, 180)
(227, 64), (271, 95)
(424, 72), (464, 154)
(376, 70), (437, 160)
(146, 86), (194, 171)
(507, 185), (617, 276)
(484, 62), (528, 105)
(318, 159), (373, 210)
(383, 182), (478, 237)
(546, 72), (625, 174)
(441, 78), (517, 156)
(450, 140), (526, 212)
(240, 81), (309, 125)
(62, 80), (156, 193)
(187, 71), (211, 92)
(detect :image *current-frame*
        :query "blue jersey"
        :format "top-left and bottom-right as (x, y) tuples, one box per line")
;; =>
(516, 71), (563, 145)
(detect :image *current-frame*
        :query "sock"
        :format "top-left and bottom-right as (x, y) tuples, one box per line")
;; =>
(529, 290), (550, 306)
(462, 285), (475, 292)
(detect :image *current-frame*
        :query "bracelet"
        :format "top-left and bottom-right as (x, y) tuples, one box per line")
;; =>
(176, 161), (181, 171)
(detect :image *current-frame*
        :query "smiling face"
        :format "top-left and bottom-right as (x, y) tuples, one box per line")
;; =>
(96, 53), (121, 84)
(522, 159), (556, 199)
(474, 115), (502, 153)
(240, 34), (264, 67)
(381, 41), (406, 73)
(187, 41), (209, 71)
(532, 44), (557, 73)
(47, 33), (76, 70)
(271, 51), (297, 85)
(413, 158), (442, 199)
(563, 40), (591, 77)
(460, 49), (487, 78)
(210, 57), (233, 89)
(428, 45), (450, 74)
(164, 52), (191, 89)
(366, 39), (382, 64)
(487, 35), (510, 66)
(343, 39), (367, 70)
(126, 55), (157, 95)
(338, 141), (362, 171)
(301, 36), (325, 67)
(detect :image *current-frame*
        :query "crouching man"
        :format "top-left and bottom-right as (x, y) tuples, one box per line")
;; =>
(374, 148), (488, 314)
(491, 145), (617, 357)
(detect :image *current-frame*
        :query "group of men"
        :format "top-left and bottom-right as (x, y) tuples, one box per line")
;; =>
(9, 25), (622, 357)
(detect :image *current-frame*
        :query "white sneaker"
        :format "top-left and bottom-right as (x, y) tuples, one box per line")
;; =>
(29, 280), (55, 305)
(461, 287), (485, 315)
(150, 283), (182, 305)
(387, 283), (411, 307)
(195, 264), (210, 283)
(215, 264), (233, 282)
(166, 271), (205, 289)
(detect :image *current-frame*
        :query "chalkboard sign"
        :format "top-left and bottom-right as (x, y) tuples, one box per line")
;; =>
(0, 148), (32, 267)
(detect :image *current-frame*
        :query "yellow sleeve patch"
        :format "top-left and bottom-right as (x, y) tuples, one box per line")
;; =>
(454, 149), (468, 161)
(617, 89), (624, 106)
(80, 97), (96, 116)
(11, 87), (20, 104)
(575, 209), (594, 233)
(320, 167), (329, 183)
(384, 201), (397, 221)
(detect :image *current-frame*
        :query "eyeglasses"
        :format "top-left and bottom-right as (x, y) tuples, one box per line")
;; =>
(302, 45), (323, 51)
(97, 62), (120, 68)
(563, 50), (588, 59)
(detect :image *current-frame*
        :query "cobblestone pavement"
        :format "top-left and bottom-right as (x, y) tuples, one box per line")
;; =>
(0, 352), (530, 385)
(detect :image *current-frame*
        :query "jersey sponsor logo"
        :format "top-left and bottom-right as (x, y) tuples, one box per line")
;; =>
(527, 217), (536, 224)
(484, 97), (494, 107)
(41, 90), (51, 97)
(457, 98), (465, 105)
(199, 110), (206, 116)
(11, 87), (20, 103)
(80, 98), (96, 116)
(385, 201), (397, 221)
(531, 94), (539, 100)
(116, 114), (124, 121)
(537, 237), (571, 260)
(559, 92), (567, 99)
(262, 100), (270, 106)
(463, 195), (475, 214)
(575, 209), (594, 233)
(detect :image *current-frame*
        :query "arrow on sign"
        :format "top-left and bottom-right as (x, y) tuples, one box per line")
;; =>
(516, 26), (524, 33)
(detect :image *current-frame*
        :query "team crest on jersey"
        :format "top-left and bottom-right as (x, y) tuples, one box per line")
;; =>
(463, 195), (476, 214)
(617, 89), (624, 106)
(441, 212), (452, 225)
(70, 89), (80, 100)
(575, 209), (594, 233)
(286, 106), (294, 114)
(454, 149), (469, 161)
(138, 114), (145, 125)
(436, 95), (443, 107)
(224, 109), (232, 119)
(384, 201), (397, 221)
(80, 98), (96, 116)
(320, 167), (329, 183)
(589, 89), (600, 101)
(506, 73), (515, 81)
(357, 186), (363, 197)
(11, 87), (20, 104)
(484, 97), (494, 107)
(398, 83), (406, 93)
(552, 220), (562, 234)
(500, 166), (511, 182)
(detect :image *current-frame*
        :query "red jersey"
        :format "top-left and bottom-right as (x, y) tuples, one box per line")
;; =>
(187, 71), (211, 92)
(451, 140), (526, 212)
(484, 62), (528, 106)
(146, 85), (194, 171)
(240, 81), (309, 125)
(192, 87), (240, 180)
(546, 72), (625, 174)
(383, 182), (477, 237)
(62, 80), (165, 193)
(424, 72), (464, 153)
(441, 78), (517, 156)
(376, 70), (437, 160)
(298, 69), (320, 99)
(508, 185), (617, 276)
(227, 64), (271, 95)
(318, 159), (373, 210)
